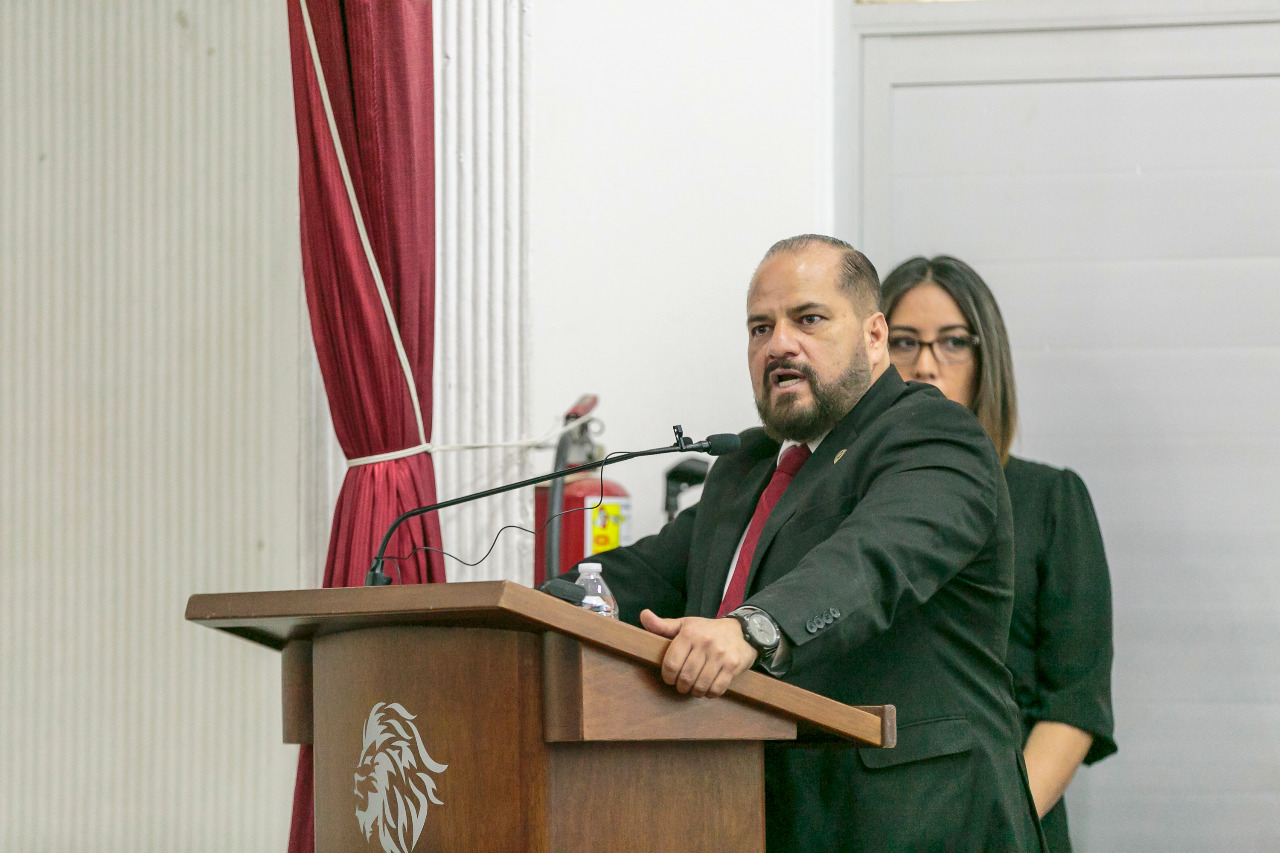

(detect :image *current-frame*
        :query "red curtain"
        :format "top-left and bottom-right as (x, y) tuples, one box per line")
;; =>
(284, 1), (445, 850)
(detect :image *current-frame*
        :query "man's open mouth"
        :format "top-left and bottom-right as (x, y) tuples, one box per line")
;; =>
(771, 368), (808, 390)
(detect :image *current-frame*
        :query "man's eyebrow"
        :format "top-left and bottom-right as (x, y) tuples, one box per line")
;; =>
(747, 302), (836, 325)
(789, 302), (829, 315)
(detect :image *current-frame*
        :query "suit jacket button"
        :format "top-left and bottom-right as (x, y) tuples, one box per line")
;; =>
(823, 612), (834, 625)
(831, 607), (841, 619)
(806, 620), (818, 634)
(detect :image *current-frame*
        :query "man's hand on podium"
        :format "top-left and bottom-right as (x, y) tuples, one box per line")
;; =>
(640, 610), (758, 699)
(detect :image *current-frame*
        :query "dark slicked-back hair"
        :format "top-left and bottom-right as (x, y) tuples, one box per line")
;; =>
(759, 234), (881, 317)
(880, 255), (1018, 463)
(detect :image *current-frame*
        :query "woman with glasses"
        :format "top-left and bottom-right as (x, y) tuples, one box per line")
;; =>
(880, 256), (1116, 853)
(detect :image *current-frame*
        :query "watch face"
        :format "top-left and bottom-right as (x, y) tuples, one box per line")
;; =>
(746, 613), (778, 647)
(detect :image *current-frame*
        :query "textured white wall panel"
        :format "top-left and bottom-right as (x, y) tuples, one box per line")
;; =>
(1, 2), (310, 847)
(848, 10), (1280, 849)
(431, 0), (531, 583)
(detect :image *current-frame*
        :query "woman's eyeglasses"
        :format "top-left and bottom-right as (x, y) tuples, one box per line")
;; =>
(887, 333), (980, 366)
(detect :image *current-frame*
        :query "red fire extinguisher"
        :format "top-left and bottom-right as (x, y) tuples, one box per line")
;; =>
(533, 395), (632, 584)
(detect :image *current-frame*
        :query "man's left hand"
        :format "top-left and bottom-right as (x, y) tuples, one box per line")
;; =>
(639, 609), (757, 698)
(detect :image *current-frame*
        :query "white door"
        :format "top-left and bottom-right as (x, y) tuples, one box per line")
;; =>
(843, 5), (1280, 850)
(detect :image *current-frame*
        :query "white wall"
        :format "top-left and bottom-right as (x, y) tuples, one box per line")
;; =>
(841, 3), (1280, 849)
(527, 0), (836, 542)
(0, 2), (313, 848)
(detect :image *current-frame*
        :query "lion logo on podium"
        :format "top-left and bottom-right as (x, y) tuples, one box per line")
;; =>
(354, 702), (448, 853)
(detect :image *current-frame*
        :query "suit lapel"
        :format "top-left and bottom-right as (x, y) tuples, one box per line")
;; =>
(695, 452), (776, 617)
(740, 368), (908, 595)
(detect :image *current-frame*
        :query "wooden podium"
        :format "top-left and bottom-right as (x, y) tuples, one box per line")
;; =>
(186, 581), (895, 853)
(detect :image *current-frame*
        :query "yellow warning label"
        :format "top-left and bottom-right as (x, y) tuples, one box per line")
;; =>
(585, 499), (631, 554)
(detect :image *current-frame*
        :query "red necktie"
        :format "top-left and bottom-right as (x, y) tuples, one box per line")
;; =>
(717, 444), (811, 616)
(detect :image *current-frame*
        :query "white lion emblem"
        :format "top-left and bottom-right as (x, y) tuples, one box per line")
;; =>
(354, 702), (448, 853)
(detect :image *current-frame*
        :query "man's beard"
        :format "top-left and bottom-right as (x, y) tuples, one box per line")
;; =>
(754, 349), (872, 443)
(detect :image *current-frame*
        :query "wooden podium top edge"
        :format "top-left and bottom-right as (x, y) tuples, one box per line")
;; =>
(185, 580), (891, 746)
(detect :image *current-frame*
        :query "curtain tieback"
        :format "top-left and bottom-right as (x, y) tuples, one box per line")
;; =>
(346, 444), (432, 468)
(345, 416), (606, 467)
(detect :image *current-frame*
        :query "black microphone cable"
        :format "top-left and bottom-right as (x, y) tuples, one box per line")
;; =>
(367, 428), (741, 585)
(378, 449), (627, 575)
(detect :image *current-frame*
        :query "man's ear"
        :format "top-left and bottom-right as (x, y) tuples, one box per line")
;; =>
(864, 311), (888, 361)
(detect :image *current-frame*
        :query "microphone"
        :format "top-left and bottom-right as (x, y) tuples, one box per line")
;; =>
(691, 433), (740, 456)
(535, 577), (588, 605)
(364, 424), (741, 586)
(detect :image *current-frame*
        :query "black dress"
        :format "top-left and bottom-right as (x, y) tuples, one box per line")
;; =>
(1004, 456), (1118, 852)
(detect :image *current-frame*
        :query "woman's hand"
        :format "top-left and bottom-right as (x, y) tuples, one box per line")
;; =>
(1023, 720), (1094, 818)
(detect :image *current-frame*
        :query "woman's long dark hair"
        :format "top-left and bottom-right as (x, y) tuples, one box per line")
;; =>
(880, 256), (1018, 464)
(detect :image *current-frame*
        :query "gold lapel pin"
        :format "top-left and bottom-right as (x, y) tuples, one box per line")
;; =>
(834, 449), (846, 464)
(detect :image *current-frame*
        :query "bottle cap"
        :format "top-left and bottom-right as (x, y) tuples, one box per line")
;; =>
(578, 562), (602, 575)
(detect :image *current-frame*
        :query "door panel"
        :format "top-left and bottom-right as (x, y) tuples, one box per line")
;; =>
(848, 12), (1280, 851)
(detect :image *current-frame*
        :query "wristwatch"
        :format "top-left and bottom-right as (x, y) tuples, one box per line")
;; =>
(729, 606), (781, 658)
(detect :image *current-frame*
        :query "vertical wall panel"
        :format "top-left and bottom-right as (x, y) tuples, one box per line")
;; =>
(431, 0), (531, 584)
(851, 13), (1280, 851)
(0, 2), (309, 847)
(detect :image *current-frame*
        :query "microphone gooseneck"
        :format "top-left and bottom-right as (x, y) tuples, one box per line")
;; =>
(364, 425), (740, 586)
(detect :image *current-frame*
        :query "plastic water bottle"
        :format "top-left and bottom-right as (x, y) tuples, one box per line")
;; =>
(574, 563), (619, 620)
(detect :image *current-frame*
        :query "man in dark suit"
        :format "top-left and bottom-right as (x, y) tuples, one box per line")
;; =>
(582, 234), (1044, 852)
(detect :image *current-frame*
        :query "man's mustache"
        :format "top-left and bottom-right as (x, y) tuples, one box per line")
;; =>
(764, 359), (816, 385)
